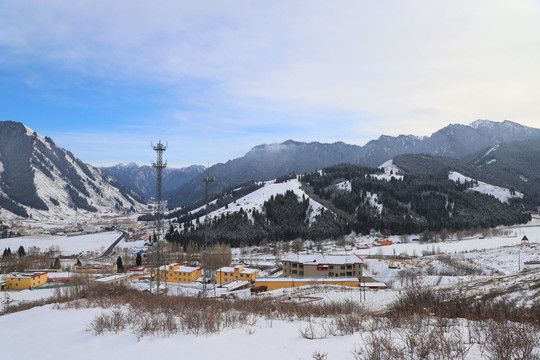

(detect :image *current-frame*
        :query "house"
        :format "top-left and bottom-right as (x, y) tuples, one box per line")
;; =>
(1, 272), (48, 289)
(216, 265), (259, 285)
(93, 273), (131, 285)
(281, 253), (364, 278)
(0, 280), (6, 291)
(255, 277), (360, 291)
(73, 264), (117, 274)
(129, 265), (152, 280)
(220, 280), (250, 291)
(153, 263), (202, 284)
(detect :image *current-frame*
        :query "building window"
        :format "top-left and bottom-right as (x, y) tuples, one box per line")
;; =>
(299, 264), (304, 268)
(347, 265), (352, 269)
(329, 265), (334, 269)
(292, 263), (297, 268)
(329, 272), (334, 276)
(292, 270), (297, 274)
(347, 272), (352, 276)
(340, 265), (345, 270)
(299, 271), (303, 276)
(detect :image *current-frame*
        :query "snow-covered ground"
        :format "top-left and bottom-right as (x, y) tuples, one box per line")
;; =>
(0, 231), (122, 256)
(2, 217), (540, 359)
(0, 304), (379, 360)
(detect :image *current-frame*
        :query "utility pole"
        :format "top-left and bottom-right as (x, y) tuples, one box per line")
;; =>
(201, 172), (214, 297)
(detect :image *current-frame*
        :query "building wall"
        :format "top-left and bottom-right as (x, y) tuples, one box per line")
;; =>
(216, 266), (259, 284)
(255, 278), (359, 291)
(153, 265), (202, 283)
(283, 261), (362, 278)
(1, 272), (48, 289)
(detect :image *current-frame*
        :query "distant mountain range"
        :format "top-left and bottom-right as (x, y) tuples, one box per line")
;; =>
(2, 119), (539, 220)
(163, 120), (540, 208)
(0, 121), (145, 219)
(392, 138), (540, 202)
(101, 163), (205, 199)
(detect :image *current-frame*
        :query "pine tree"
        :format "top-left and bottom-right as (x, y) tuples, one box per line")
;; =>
(116, 256), (123, 272)
(17, 245), (26, 257)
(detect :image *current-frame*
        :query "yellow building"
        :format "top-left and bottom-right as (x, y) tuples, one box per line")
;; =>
(216, 265), (259, 285)
(1, 272), (48, 289)
(128, 265), (152, 280)
(254, 277), (359, 291)
(153, 263), (202, 283)
(0, 280), (6, 291)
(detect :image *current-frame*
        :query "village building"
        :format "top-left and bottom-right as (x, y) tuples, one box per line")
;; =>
(255, 277), (360, 291)
(216, 265), (259, 285)
(281, 253), (364, 278)
(129, 265), (152, 280)
(93, 273), (131, 285)
(153, 263), (202, 284)
(1, 272), (48, 289)
(73, 263), (117, 274)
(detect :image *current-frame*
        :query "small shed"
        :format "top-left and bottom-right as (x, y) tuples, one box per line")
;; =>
(521, 235), (530, 246)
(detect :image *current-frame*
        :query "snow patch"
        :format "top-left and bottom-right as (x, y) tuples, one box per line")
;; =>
(335, 180), (351, 192)
(366, 192), (383, 214)
(378, 159), (403, 175)
(448, 171), (523, 203)
(187, 179), (327, 226)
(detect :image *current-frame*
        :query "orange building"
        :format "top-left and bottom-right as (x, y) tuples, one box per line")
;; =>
(1, 272), (48, 289)
(254, 277), (359, 291)
(153, 263), (202, 283)
(216, 265), (259, 285)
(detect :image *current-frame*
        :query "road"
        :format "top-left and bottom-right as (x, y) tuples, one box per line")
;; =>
(95, 230), (126, 259)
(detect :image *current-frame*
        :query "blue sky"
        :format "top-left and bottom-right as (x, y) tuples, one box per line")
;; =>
(1, 1), (540, 167)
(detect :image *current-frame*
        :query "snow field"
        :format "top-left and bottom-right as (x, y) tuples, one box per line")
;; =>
(0, 231), (122, 256)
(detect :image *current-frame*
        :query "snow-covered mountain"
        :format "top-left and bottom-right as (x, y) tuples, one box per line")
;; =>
(0, 121), (146, 219)
(101, 162), (205, 199)
(179, 178), (327, 227)
(167, 120), (540, 208)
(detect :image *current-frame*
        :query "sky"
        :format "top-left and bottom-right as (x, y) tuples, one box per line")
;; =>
(1, 1), (540, 167)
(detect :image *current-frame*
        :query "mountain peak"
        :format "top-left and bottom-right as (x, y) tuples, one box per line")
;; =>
(469, 119), (495, 129)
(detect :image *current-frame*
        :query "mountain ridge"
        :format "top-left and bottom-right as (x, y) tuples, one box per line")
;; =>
(0, 121), (146, 219)
(165, 119), (540, 207)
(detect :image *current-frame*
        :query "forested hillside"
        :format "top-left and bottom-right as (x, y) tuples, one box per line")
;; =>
(166, 163), (531, 246)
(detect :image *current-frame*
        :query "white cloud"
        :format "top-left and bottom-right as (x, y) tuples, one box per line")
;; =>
(1, 0), (540, 146)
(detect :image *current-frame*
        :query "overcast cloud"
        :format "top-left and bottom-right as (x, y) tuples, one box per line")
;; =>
(1, 1), (539, 166)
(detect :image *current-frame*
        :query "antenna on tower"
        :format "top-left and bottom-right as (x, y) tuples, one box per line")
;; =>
(201, 169), (215, 297)
(151, 140), (167, 293)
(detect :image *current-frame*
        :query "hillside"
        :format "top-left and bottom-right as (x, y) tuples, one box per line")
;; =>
(393, 138), (540, 204)
(0, 121), (145, 219)
(165, 163), (531, 245)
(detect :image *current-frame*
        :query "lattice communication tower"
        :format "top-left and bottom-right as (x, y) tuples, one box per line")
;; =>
(151, 140), (167, 293)
(202, 172), (214, 296)
(151, 140), (167, 241)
